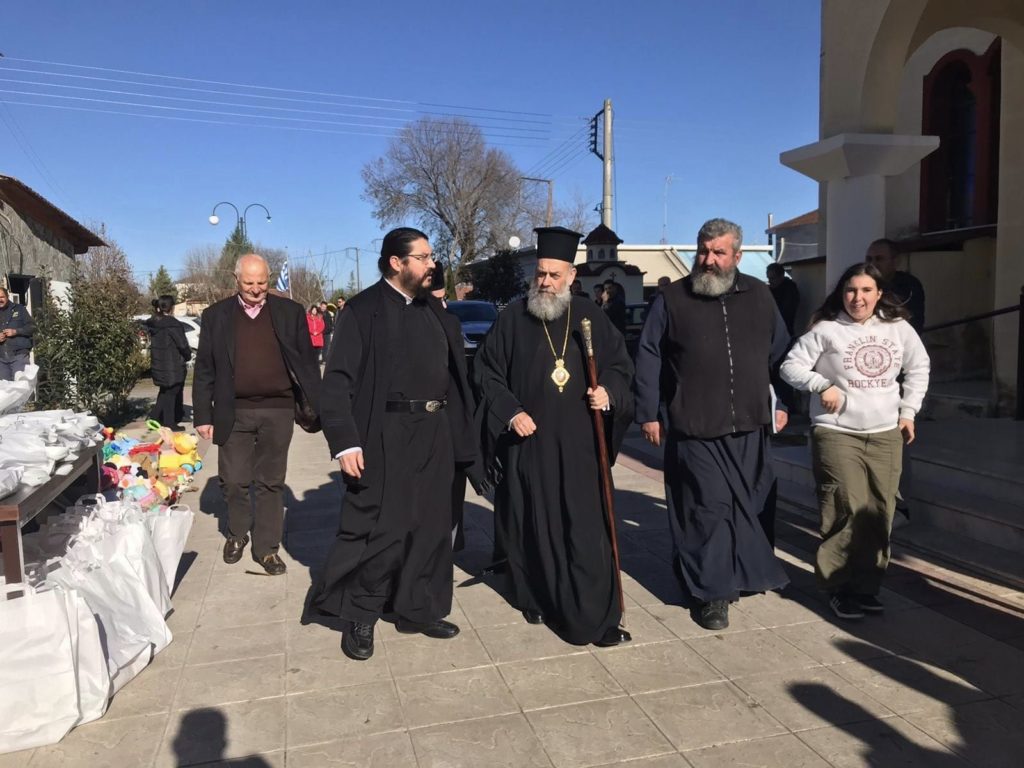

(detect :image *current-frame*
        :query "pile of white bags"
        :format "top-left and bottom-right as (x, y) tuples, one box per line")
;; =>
(0, 496), (194, 754)
(0, 410), (104, 496)
(0, 363), (38, 416)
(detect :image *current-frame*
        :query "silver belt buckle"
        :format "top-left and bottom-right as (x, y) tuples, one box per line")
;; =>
(425, 400), (441, 413)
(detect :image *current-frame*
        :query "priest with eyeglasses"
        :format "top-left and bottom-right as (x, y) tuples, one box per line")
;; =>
(474, 226), (634, 647)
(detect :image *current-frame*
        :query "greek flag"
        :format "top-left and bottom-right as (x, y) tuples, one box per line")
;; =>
(276, 261), (289, 292)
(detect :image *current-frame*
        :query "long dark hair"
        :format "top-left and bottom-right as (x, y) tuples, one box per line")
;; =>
(809, 263), (910, 328)
(377, 227), (429, 276)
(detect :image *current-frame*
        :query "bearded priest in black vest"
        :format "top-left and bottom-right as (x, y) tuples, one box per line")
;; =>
(635, 218), (790, 632)
(474, 226), (634, 647)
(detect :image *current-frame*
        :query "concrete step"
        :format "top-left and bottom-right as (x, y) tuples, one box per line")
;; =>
(773, 442), (1024, 582)
(775, 502), (1024, 591)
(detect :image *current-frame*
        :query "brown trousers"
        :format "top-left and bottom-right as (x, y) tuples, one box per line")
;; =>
(218, 408), (295, 558)
(811, 426), (903, 596)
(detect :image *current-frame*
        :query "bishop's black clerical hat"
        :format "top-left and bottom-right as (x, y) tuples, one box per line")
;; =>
(534, 226), (582, 263)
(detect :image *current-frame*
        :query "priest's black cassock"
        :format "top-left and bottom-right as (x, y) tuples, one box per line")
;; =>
(474, 296), (634, 644)
(310, 279), (477, 625)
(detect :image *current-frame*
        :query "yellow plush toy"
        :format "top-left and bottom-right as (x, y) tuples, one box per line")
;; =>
(158, 432), (203, 474)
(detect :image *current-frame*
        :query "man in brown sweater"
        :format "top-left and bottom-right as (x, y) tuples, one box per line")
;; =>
(192, 254), (321, 575)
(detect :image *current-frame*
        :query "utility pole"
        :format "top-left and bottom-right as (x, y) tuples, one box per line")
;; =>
(521, 177), (554, 227)
(602, 99), (613, 228)
(661, 174), (674, 244)
(589, 100), (614, 227)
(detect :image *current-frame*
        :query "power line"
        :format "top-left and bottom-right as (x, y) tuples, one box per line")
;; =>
(0, 97), (70, 203)
(0, 65), (554, 129)
(0, 76), (550, 136)
(526, 125), (588, 178)
(0, 100), (545, 148)
(2, 56), (552, 124)
(0, 89), (549, 145)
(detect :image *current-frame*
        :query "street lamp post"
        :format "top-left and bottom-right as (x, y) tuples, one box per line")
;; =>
(208, 201), (272, 240)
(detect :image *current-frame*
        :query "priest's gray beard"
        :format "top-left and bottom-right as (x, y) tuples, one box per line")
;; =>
(527, 283), (572, 321)
(691, 263), (737, 297)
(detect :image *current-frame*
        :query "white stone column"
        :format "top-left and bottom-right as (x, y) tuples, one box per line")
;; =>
(781, 133), (939, 287)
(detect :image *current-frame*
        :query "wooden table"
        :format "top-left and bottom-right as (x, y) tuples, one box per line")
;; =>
(0, 444), (102, 586)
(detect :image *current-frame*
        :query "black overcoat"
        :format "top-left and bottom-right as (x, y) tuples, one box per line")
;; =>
(319, 279), (478, 498)
(146, 315), (190, 388)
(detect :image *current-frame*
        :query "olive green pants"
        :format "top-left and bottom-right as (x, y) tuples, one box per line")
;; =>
(811, 426), (903, 595)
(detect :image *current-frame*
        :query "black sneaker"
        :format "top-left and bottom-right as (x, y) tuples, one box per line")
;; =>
(829, 594), (865, 619)
(697, 600), (729, 630)
(857, 594), (884, 613)
(342, 621), (375, 660)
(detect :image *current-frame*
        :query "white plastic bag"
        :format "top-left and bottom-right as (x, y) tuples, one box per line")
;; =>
(146, 504), (194, 594)
(65, 589), (111, 725)
(0, 584), (81, 754)
(50, 554), (171, 692)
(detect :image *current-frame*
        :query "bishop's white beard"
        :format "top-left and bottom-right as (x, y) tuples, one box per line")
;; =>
(691, 264), (737, 297)
(527, 283), (572, 321)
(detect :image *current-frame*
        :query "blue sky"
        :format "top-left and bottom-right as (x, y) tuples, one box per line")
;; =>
(1, 0), (821, 291)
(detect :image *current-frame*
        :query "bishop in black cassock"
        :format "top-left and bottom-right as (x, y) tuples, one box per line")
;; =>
(474, 227), (635, 647)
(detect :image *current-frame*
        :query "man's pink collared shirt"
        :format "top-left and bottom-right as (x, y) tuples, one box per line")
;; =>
(238, 294), (266, 319)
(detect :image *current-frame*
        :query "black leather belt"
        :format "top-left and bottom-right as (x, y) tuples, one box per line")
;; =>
(385, 399), (447, 413)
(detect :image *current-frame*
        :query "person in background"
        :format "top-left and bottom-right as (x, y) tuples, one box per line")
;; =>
(766, 263), (801, 337)
(146, 295), (191, 430)
(781, 263), (929, 619)
(602, 281), (627, 336)
(865, 238), (926, 519)
(570, 279), (590, 299)
(865, 239), (925, 332)
(319, 300), (335, 363)
(0, 286), (34, 381)
(307, 305), (326, 353)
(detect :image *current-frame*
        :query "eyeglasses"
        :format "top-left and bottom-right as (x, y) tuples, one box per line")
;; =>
(406, 253), (435, 263)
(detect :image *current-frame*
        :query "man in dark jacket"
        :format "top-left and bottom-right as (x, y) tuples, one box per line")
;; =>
(192, 254), (321, 576)
(635, 218), (790, 631)
(309, 227), (479, 661)
(318, 300), (334, 363)
(0, 286), (34, 381)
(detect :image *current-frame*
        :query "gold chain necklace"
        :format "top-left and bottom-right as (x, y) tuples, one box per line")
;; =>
(541, 304), (572, 393)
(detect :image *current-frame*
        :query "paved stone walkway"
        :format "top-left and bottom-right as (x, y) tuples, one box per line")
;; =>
(3, 422), (1023, 767)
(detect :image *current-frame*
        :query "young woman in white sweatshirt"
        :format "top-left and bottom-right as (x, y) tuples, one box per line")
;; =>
(780, 263), (930, 620)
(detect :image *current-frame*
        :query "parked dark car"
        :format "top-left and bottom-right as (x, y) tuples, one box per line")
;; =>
(446, 300), (498, 359)
(624, 303), (649, 358)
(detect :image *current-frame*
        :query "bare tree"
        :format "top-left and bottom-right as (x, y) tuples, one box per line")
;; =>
(181, 244), (233, 308)
(362, 117), (546, 267)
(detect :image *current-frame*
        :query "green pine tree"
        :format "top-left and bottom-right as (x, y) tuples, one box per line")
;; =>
(148, 265), (178, 304)
(217, 222), (254, 282)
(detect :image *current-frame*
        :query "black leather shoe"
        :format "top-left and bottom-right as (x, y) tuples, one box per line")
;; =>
(523, 610), (545, 625)
(255, 552), (287, 576)
(697, 599), (730, 630)
(594, 626), (632, 647)
(395, 618), (460, 639)
(342, 621), (375, 660)
(223, 535), (248, 564)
